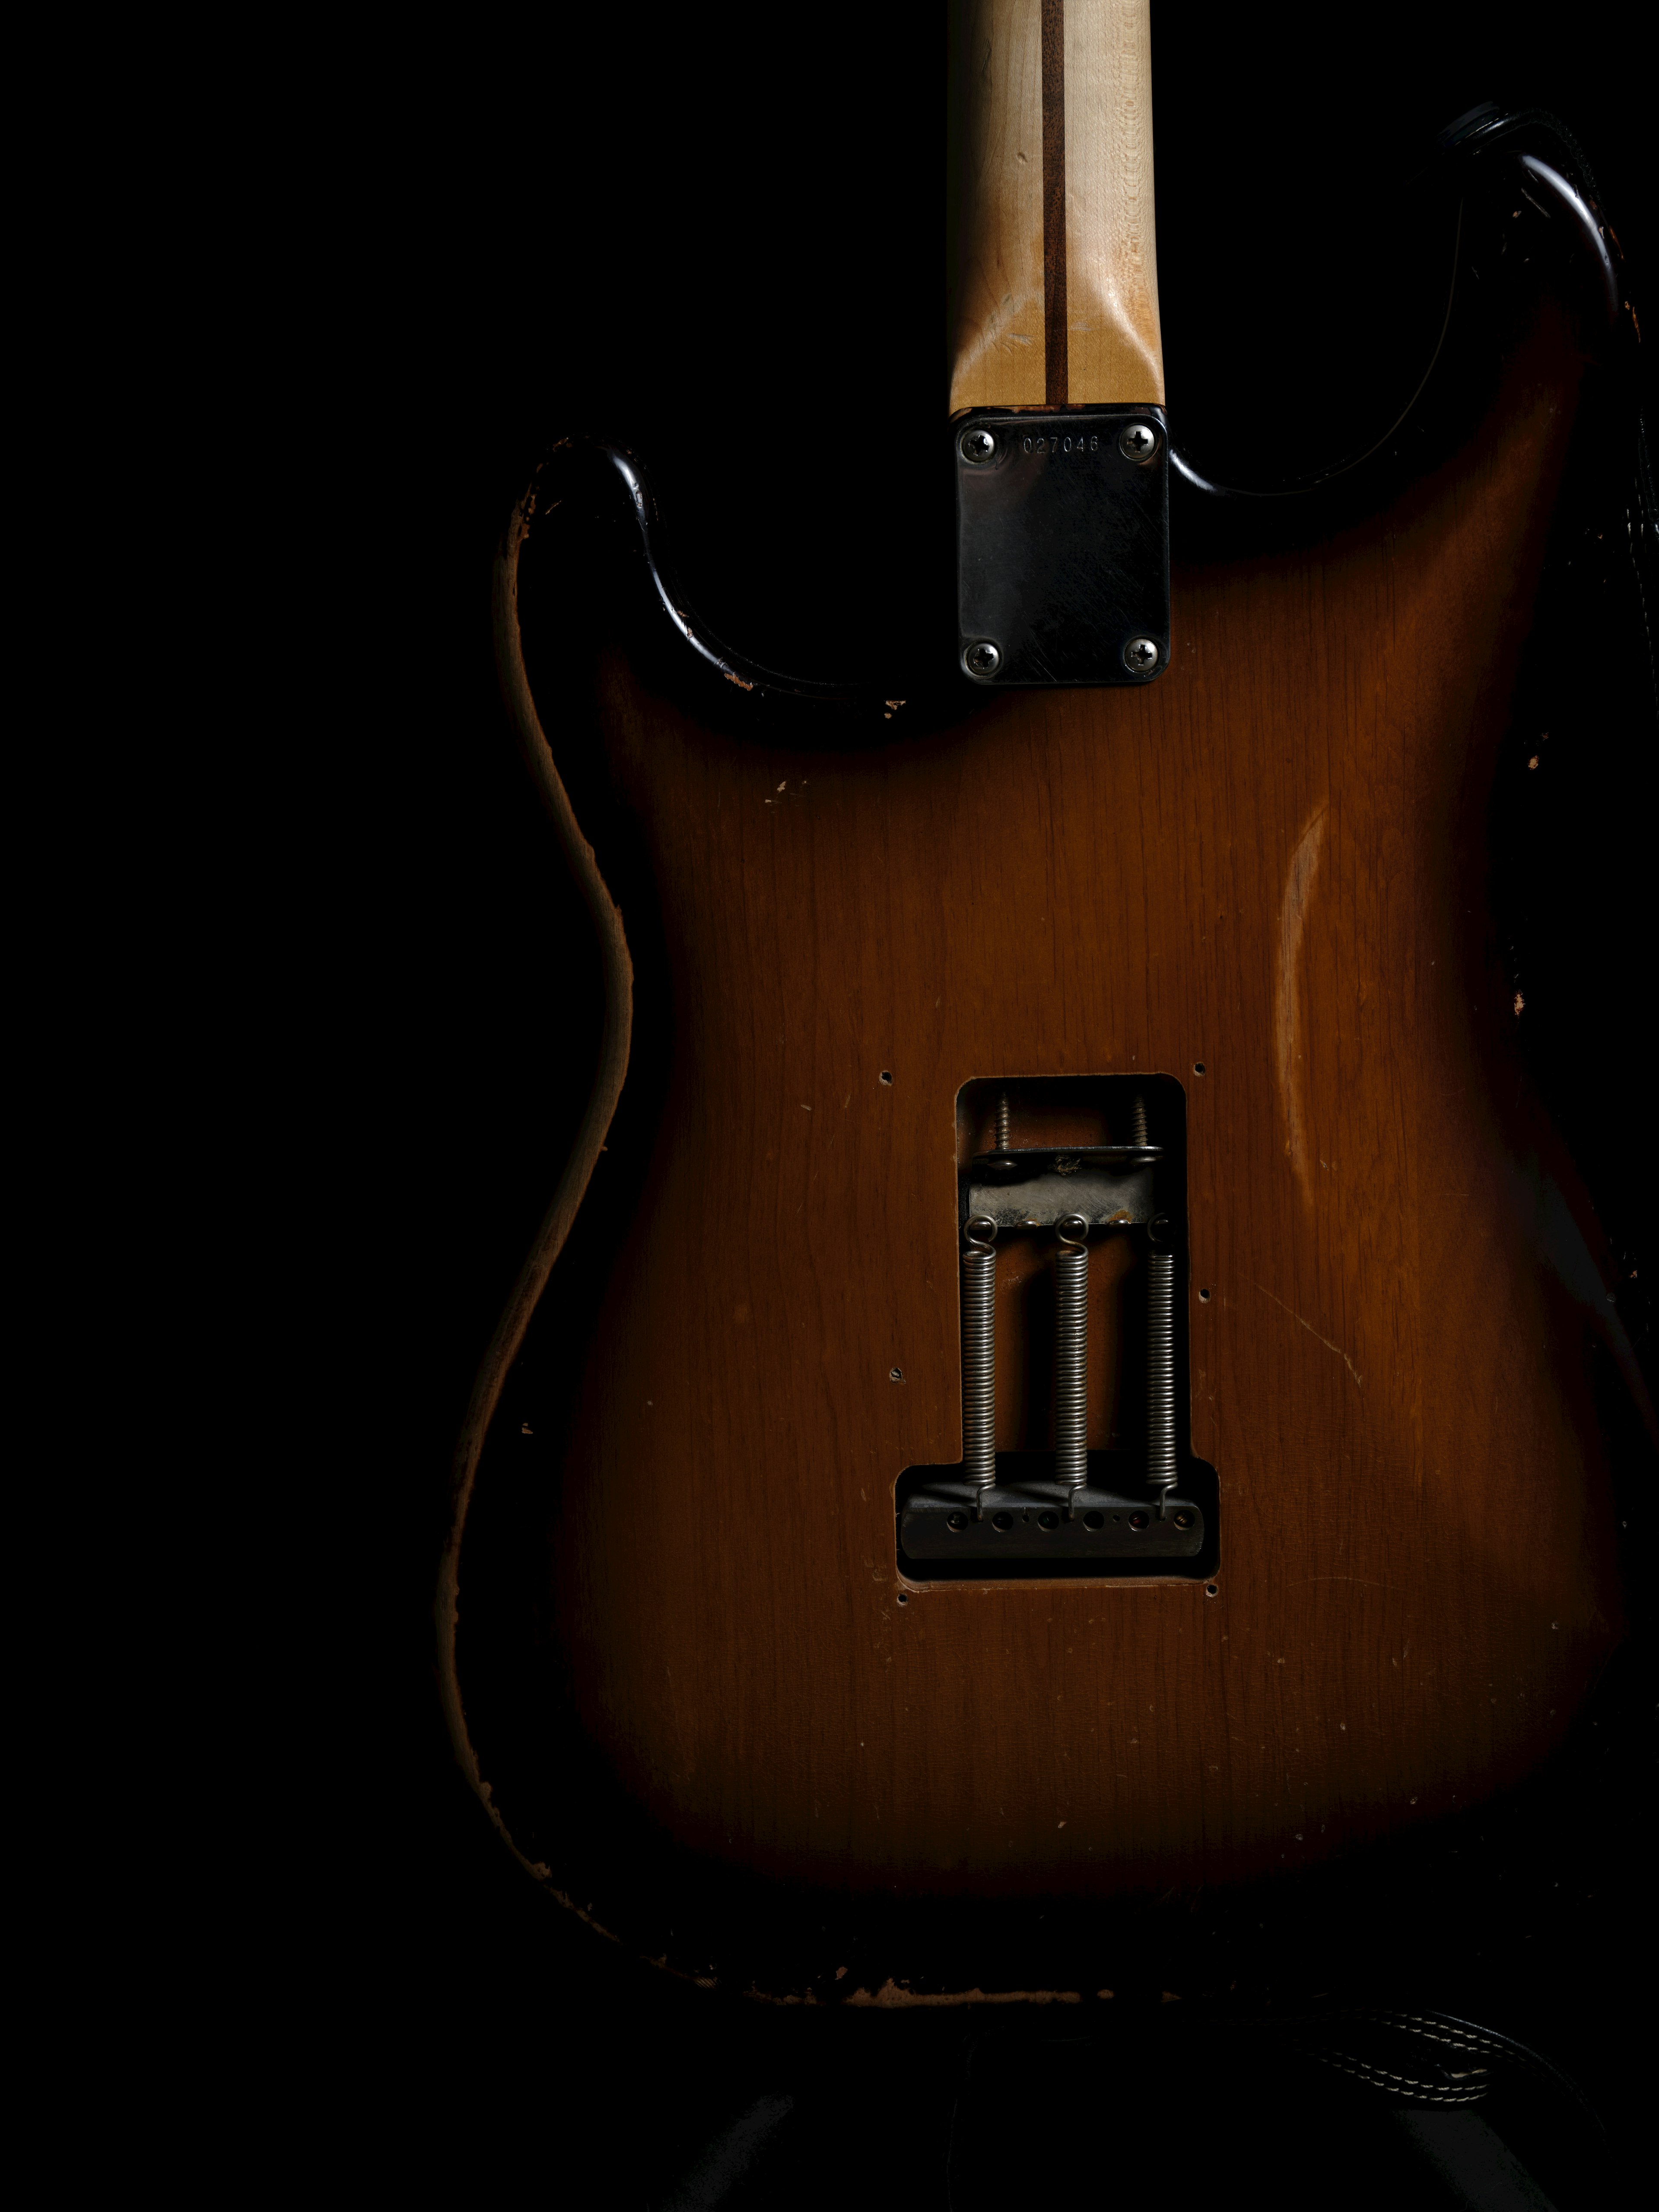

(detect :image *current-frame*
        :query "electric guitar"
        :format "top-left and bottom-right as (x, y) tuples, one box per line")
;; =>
(438, 1), (1650, 2004)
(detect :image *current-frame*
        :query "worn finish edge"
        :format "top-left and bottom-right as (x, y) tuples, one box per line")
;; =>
(435, 473), (636, 1902)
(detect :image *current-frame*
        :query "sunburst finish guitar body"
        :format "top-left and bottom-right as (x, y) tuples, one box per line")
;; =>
(440, 5), (1647, 2002)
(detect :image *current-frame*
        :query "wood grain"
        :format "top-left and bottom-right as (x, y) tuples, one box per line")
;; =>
(950, 0), (1164, 410)
(950, 0), (1047, 409)
(1062, 0), (1162, 402)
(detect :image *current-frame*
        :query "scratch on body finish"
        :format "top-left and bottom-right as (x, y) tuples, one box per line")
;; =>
(1275, 803), (1327, 1217)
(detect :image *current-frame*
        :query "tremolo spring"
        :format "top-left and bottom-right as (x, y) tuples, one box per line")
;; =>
(961, 1216), (998, 1513)
(1054, 1215), (1089, 1506)
(1146, 1249), (1177, 1514)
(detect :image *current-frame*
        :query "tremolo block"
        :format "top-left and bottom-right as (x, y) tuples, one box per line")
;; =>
(901, 1462), (1205, 1564)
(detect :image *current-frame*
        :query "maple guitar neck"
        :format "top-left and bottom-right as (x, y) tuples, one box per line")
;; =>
(950, 0), (1164, 411)
(950, 0), (1172, 687)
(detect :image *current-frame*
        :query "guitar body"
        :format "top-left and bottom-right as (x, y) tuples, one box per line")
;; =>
(444, 73), (1645, 2002)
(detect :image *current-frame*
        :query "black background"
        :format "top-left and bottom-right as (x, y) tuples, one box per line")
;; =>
(295, 5), (1654, 2197)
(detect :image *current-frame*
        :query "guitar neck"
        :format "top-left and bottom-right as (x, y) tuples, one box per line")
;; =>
(950, 0), (1165, 411)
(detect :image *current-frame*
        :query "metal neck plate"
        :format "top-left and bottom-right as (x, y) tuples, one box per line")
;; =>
(955, 407), (1171, 687)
